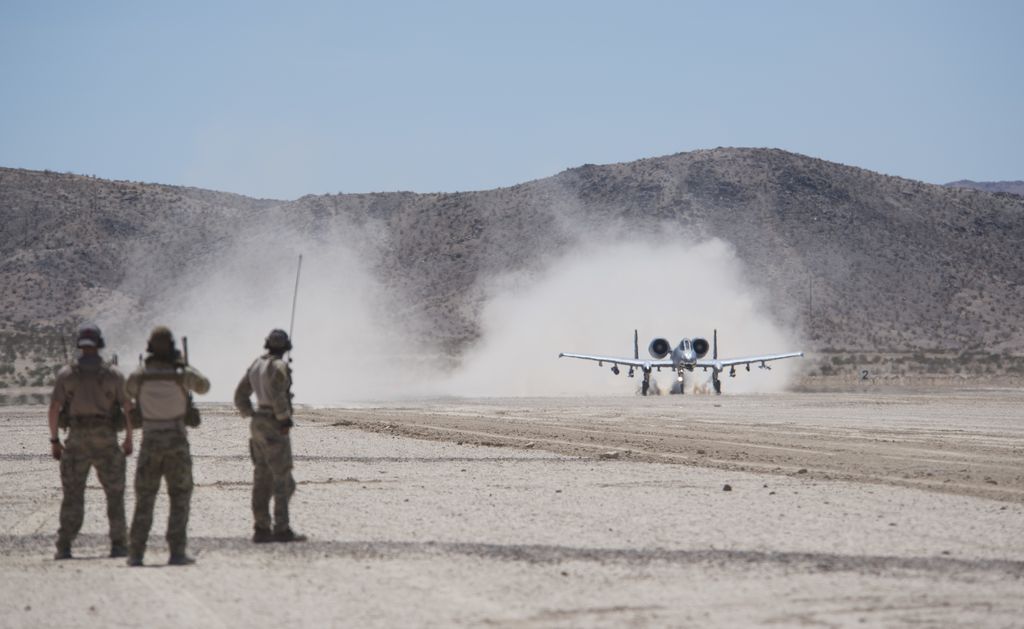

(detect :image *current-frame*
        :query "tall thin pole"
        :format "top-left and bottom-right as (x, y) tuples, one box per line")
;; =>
(289, 254), (303, 341)
(808, 276), (813, 338)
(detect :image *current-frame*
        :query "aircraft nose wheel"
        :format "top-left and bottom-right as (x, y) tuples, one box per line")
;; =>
(641, 370), (651, 396)
(713, 374), (722, 395)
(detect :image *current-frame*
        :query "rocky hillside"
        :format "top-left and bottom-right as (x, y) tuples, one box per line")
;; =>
(0, 168), (282, 324)
(283, 149), (1024, 355)
(945, 180), (1024, 196)
(2, 149), (1022, 390)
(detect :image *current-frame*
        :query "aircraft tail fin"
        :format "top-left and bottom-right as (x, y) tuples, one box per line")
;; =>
(633, 329), (639, 360)
(713, 329), (718, 360)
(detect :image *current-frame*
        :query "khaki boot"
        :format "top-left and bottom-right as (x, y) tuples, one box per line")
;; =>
(252, 527), (274, 544)
(168, 553), (195, 566)
(273, 528), (307, 543)
(54, 543), (72, 560)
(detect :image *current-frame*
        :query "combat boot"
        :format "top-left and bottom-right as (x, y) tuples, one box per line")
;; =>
(168, 553), (196, 566)
(127, 543), (145, 566)
(252, 526), (274, 544)
(273, 528), (307, 543)
(53, 543), (72, 560)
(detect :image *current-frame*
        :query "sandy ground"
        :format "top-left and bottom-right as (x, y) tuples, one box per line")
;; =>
(1, 390), (1023, 628)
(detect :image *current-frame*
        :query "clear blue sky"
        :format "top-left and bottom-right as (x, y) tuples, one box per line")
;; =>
(2, 1), (1021, 199)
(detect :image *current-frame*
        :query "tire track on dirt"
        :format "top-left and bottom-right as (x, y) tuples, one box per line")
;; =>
(311, 405), (1024, 503)
(5, 534), (1024, 578)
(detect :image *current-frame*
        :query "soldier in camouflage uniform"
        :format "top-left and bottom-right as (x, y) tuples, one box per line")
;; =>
(126, 326), (209, 566)
(48, 323), (134, 560)
(234, 329), (306, 543)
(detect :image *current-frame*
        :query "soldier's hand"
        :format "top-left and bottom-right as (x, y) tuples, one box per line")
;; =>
(51, 441), (63, 461)
(122, 436), (134, 456)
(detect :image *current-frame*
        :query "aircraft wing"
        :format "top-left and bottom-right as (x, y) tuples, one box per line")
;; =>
(696, 352), (804, 368)
(558, 353), (672, 368)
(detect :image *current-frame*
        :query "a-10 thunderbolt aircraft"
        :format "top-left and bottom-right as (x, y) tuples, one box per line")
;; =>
(559, 330), (803, 395)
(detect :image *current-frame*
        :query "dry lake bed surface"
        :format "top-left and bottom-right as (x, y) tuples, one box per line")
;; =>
(2, 390), (1023, 628)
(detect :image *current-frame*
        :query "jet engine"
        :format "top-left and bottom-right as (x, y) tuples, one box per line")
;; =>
(648, 338), (671, 359)
(692, 337), (710, 358)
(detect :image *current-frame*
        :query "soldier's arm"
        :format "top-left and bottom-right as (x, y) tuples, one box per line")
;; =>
(234, 372), (255, 417)
(125, 370), (141, 400)
(182, 366), (211, 395)
(269, 360), (292, 422)
(112, 371), (133, 450)
(48, 370), (67, 458)
(48, 368), (70, 440)
(47, 401), (63, 459)
(111, 369), (128, 409)
(122, 398), (134, 428)
(48, 401), (60, 441)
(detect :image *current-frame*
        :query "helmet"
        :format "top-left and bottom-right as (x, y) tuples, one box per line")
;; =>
(264, 329), (292, 353)
(76, 323), (105, 349)
(146, 326), (176, 356)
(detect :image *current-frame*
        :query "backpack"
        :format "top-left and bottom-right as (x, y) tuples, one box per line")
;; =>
(132, 368), (201, 429)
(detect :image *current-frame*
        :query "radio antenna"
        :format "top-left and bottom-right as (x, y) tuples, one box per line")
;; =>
(288, 254), (303, 356)
(289, 255), (303, 339)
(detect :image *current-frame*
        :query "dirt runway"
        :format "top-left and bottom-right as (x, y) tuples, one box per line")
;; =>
(2, 390), (1023, 627)
(312, 390), (1024, 502)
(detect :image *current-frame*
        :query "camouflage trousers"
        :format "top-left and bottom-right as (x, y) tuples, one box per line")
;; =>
(250, 413), (296, 533)
(129, 427), (193, 556)
(57, 425), (126, 549)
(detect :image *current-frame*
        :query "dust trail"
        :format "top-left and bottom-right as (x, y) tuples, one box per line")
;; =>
(104, 223), (429, 405)
(442, 237), (802, 397)
(104, 223), (800, 403)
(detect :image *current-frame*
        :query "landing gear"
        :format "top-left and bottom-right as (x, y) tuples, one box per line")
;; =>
(713, 371), (722, 395)
(641, 368), (651, 396)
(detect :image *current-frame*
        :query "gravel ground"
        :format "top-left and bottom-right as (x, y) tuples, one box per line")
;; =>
(1, 391), (1023, 627)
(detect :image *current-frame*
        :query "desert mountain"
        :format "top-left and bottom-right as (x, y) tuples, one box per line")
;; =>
(1, 148), (1022, 389)
(945, 180), (1024, 197)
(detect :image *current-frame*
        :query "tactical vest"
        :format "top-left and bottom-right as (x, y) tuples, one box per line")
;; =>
(57, 363), (126, 431)
(132, 369), (201, 429)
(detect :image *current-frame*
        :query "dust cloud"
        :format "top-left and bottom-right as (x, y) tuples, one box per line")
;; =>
(105, 223), (426, 405)
(442, 236), (802, 397)
(106, 224), (800, 403)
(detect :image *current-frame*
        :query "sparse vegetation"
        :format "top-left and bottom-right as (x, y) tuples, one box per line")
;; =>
(1, 148), (1022, 398)
(803, 349), (1024, 387)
